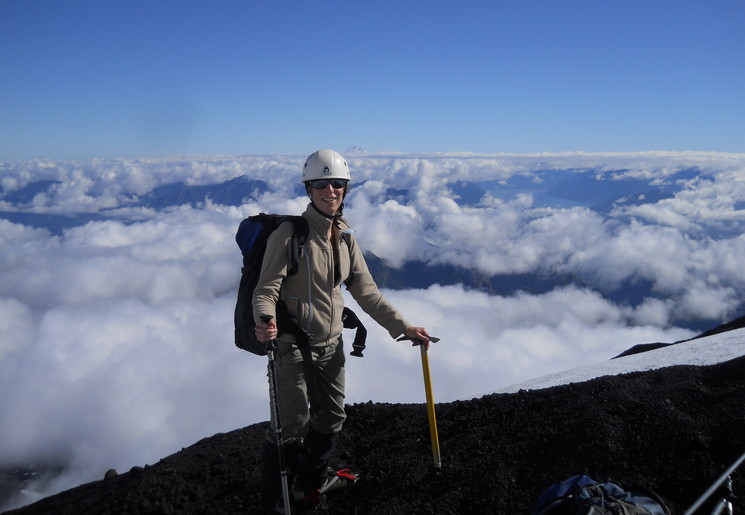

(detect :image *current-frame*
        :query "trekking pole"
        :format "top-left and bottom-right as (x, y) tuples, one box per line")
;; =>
(419, 340), (442, 468)
(263, 316), (293, 515)
(684, 451), (745, 515)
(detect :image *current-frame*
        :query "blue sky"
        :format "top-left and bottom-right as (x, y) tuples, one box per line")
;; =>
(1, 0), (743, 160)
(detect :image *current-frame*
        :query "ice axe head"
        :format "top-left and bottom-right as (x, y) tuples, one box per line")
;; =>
(397, 335), (440, 350)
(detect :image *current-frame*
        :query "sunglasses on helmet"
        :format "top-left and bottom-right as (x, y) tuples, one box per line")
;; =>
(308, 179), (348, 190)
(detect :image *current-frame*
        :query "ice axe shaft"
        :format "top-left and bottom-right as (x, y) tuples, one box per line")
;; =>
(420, 343), (442, 468)
(398, 335), (442, 467)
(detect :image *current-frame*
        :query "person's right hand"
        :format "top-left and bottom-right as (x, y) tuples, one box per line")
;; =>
(255, 317), (278, 343)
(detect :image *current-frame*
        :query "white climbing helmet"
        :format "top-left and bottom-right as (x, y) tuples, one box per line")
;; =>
(301, 149), (351, 183)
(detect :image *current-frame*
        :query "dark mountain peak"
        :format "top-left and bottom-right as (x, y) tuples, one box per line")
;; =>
(345, 146), (366, 155)
(0, 180), (61, 205)
(137, 176), (269, 208)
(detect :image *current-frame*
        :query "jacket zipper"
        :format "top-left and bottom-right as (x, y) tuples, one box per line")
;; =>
(303, 250), (313, 335)
(329, 232), (337, 340)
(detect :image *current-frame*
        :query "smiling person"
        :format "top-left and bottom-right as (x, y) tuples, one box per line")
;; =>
(253, 149), (430, 512)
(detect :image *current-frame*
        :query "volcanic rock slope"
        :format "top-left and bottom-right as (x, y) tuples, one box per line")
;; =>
(5, 354), (745, 514)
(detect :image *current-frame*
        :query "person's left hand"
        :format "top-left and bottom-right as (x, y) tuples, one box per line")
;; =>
(403, 326), (431, 349)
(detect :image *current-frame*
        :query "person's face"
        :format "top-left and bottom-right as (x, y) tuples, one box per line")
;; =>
(307, 179), (348, 216)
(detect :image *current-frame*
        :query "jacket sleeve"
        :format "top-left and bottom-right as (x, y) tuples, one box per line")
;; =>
(252, 222), (294, 322)
(345, 234), (410, 339)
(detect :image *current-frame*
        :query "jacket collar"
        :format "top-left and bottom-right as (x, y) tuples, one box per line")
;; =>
(304, 203), (349, 235)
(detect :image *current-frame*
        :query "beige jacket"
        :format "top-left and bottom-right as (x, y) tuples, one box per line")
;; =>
(253, 204), (410, 346)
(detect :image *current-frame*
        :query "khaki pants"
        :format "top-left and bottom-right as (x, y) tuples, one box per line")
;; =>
(266, 336), (346, 444)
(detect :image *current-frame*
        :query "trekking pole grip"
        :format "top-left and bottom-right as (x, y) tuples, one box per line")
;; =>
(260, 315), (278, 357)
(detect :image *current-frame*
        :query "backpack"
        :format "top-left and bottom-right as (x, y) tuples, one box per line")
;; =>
(533, 475), (671, 515)
(234, 213), (367, 356)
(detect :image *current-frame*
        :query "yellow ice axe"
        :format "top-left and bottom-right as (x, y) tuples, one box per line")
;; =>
(399, 336), (442, 468)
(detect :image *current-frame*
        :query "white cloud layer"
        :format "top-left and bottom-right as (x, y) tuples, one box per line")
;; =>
(1, 151), (744, 509)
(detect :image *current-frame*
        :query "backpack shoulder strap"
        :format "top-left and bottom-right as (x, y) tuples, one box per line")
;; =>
(289, 215), (309, 243)
(340, 230), (355, 287)
(285, 216), (308, 276)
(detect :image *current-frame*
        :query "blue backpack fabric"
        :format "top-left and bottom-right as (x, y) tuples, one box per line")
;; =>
(533, 475), (671, 515)
(234, 214), (308, 355)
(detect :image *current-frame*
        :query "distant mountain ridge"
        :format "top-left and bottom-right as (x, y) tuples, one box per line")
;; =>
(613, 314), (745, 358)
(138, 176), (267, 208)
(0, 166), (699, 214)
(0, 168), (736, 331)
